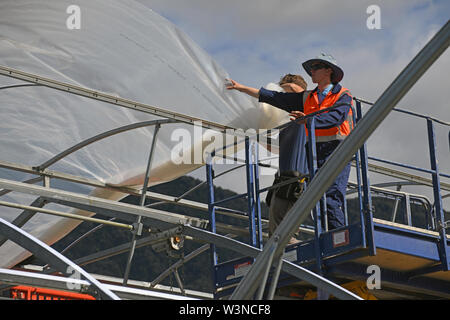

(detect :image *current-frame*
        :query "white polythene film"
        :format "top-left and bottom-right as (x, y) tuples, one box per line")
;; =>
(0, 0), (288, 268)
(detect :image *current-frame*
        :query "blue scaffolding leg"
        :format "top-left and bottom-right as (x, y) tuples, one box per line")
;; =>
(427, 119), (449, 271)
(306, 118), (323, 274)
(351, 106), (366, 247)
(245, 137), (258, 247)
(206, 157), (219, 294)
(252, 142), (264, 249)
(307, 117), (333, 300)
(356, 100), (376, 256)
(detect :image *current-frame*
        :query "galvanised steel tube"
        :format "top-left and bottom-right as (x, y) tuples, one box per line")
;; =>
(0, 200), (133, 230)
(231, 20), (449, 300)
(0, 65), (235, 133)
(0, 217), (120, 300)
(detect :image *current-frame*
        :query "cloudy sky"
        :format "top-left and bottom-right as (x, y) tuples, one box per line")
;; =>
(138, 0), (450, 207)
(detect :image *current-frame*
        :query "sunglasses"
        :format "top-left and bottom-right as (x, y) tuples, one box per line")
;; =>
(310, 63), (329, 71)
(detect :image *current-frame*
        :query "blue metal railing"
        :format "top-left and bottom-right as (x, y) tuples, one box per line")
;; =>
(355, 97), (449, 271)
(205, 99), (373, 294)
(206, 96), (450, 295)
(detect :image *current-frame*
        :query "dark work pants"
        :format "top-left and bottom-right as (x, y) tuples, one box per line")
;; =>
(306, 140), (351, 230)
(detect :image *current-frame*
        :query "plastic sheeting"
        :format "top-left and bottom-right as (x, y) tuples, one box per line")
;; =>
(0, 0), (289, 268)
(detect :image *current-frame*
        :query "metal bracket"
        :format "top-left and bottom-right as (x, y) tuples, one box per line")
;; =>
(437, 220), (450, 231)
(132, 222), (143, 236)
(364, 204), (376, 215)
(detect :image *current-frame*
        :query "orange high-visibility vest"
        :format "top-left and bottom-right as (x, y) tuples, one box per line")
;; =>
(303, 86), (354, 143)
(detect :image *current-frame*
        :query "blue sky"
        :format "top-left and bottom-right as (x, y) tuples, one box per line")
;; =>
(138, 0), (449, 205)
(141, 1), (448, 91)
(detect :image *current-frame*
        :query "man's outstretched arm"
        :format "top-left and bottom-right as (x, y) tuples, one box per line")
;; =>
(225, 79), (260, 98)
(227, 78), (304, 112)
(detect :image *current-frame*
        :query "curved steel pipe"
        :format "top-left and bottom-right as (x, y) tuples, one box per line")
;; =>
(36, 119), (177, 171)
(0, 217), (120, 300)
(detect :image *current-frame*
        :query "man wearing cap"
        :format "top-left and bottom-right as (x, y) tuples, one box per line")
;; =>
(227, 53), (353, 230)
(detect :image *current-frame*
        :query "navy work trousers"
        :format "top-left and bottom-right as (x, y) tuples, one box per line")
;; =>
(306, 140), (351, 230)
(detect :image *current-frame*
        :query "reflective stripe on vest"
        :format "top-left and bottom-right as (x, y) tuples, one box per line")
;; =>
(303, 87), (353, 143)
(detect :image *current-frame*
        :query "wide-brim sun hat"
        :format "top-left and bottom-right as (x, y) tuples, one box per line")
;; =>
(302, 53), (344, 84)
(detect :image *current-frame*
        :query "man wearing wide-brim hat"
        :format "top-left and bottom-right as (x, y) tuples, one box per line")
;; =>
(227, 53), (354, 231)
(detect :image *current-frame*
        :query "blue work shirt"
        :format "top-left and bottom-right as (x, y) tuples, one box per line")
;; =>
(317, 84), (334, 105)
(278, 121), (308, 174)
(258, 83), (352, 130)
(259, 83), (353, 174)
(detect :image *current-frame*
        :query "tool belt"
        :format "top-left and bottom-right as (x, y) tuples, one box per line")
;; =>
(266, 171), (308, 206)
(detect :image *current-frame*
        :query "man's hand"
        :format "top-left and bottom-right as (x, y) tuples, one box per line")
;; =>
(225, 78), (260, 98)
(289, 111), (307, 124)
(225, 78), (244, 91)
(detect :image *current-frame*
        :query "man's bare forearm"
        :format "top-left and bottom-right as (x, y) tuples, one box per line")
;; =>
(226, 79), (260, 98)
(236, 86), (260, 98)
